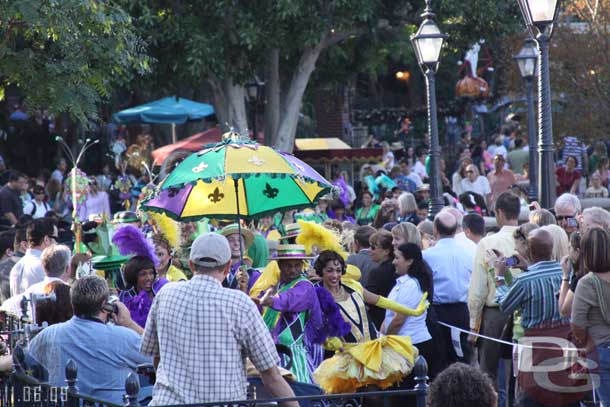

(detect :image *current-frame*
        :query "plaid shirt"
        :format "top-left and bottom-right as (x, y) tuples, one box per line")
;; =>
(141, 275), (279, 405)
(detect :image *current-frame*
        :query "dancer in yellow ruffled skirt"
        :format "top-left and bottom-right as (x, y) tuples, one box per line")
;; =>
(311, 250), (427, 393)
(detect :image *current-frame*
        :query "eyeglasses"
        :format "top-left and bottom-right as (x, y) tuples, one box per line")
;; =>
(466, 170), (474, 174)
(555, 215), (576, 221)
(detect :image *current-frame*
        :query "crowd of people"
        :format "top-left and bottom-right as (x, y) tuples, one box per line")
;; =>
(0, 128), (608, 407)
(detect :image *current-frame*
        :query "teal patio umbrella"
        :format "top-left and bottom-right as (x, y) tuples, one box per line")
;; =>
(113, 97), (215, 143)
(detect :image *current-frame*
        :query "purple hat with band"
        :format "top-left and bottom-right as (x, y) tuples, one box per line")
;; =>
(273, 244), (312, 260)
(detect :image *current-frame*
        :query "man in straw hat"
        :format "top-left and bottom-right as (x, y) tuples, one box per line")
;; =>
(219, 224), (259, 293)
(254, 244), (323, 384)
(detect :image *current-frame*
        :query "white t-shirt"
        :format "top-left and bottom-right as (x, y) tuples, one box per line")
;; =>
(412, 161), (428, 179)
(461, 176), (491, 197)
(383, 151), (395, 170)
(23, 200), (50, 219)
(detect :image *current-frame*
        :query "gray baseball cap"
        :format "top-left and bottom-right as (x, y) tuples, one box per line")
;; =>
(190, 233), (231, 267)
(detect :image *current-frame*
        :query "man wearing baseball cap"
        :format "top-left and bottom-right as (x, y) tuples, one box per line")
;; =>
(141, 233), (298, 406)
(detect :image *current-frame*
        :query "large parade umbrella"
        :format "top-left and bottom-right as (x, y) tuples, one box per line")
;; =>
(141, 132), (333, 258)
(142, 135), (332, 221)
(113, 97), (215, 143)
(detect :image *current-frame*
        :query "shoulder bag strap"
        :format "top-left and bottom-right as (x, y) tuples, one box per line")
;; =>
(591, 274), (610, 324)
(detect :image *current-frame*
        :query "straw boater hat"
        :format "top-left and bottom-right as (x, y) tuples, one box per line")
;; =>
(219, 223), (255, 250)
(278, 223), (301, 241)
(112, 211), (140, 225)
(273, 244), (313, 260)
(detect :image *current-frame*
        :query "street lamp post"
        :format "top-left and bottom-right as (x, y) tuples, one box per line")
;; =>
(514, 38), (539, 202)
(411, 0), (447, 219)
(516, 0), (561, 208)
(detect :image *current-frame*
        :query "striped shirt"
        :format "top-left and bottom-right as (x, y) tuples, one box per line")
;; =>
(496, 260), (569, 329)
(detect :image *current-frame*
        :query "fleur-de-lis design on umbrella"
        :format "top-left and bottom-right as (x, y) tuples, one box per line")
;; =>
(208, 187), (224, 203)
(192, 162), (208, 173)
(248, 155), (265, 166)
(262, 183), (279, 199)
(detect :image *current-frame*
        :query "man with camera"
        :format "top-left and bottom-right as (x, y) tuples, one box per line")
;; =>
(28, 275), (150, 404)
(553, 193), (581, 236)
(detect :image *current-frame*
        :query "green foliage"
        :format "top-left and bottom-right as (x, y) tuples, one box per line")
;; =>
(122, 0), (386, 96)
(313, 0), (521, 92)
(0, 0), (150, 124)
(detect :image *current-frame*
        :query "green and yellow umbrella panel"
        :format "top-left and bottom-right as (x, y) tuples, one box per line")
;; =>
(141, 139), (333, 222)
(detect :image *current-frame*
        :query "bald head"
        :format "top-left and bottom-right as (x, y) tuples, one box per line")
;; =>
(434, 211), (458, 238)
(528, 229), (554, 263)
(440, 207), (464, 228)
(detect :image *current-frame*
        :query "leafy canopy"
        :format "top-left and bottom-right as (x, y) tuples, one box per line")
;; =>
(0, 0), (150, 123)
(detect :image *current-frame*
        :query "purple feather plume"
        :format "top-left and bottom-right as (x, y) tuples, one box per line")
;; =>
(316, 286), (351, 337)
(112, 225), (159, 267)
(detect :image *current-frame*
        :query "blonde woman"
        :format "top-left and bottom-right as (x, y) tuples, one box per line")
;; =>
(460, 164), (491, 207)
(391, 222), (422, 249)
(540, 224), (569, 262)
(417, 220), (436, 249)
(397, 192), (419, 224)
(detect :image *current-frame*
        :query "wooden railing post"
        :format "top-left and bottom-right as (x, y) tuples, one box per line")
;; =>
(124, 372), (140, 407)
(413, 355), (429, 407)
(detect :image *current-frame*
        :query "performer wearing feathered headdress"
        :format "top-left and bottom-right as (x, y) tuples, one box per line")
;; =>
(149, 212), (188, 282)
(113, 225), (168, 328)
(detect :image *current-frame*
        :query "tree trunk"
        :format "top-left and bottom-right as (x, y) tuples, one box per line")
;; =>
(264, 48), (280, 146)
(209, 77), (248, 136)
(272, 41), (325, 152)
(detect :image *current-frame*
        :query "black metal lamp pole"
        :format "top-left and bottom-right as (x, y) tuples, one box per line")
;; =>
(411, 0), (447, 219)
(525, 76), (538, 201)
(514, 38), (539, 202)
(516, 0), (561, 208)
(424, 69), (443, 218)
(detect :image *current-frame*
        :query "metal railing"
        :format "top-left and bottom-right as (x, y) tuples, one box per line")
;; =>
(1, 354), (429, 407)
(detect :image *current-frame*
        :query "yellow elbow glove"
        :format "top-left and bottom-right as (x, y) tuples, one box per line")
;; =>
(323, 337), (344, 352)
(375, 292), (429, 316)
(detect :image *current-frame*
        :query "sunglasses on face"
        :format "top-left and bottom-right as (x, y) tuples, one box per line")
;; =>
(555, 215), (576, 221)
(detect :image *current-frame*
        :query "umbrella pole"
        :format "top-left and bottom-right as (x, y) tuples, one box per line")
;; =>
(233, 178), (244, 264)
(171, 123), (177, 144)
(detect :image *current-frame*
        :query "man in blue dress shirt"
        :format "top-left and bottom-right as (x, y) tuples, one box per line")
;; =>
(423, 211), (474, 369)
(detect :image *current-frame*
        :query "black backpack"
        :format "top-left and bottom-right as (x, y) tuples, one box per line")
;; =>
(28, 201), (49, 216)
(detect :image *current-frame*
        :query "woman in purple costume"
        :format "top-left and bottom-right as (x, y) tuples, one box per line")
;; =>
(119, 256), (168, 328)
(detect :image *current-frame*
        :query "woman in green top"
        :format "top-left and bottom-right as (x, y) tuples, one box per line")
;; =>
(355, 191), (380, 226)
